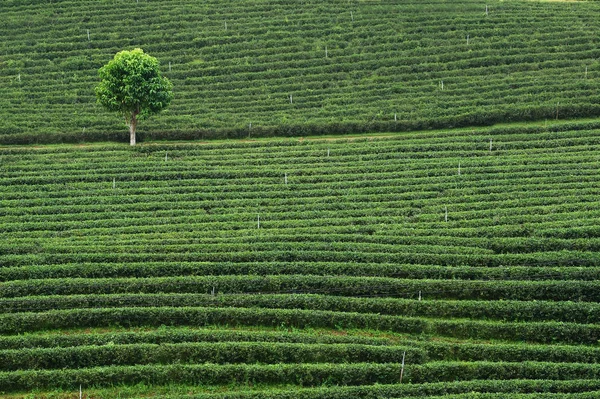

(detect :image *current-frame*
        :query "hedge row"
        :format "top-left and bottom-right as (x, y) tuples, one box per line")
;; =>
(2, 262), (600, 284)
(2, 276), (600, 302)
(2, 361), (600, 392)
(0, 342), (425, 371)
(3, 293), (600, 324)
(1, 307), (599, 344)
(126, 379), (600, 399)
(0, 327), (393, 350)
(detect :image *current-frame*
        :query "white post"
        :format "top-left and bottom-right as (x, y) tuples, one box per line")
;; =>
(458, 162), (461, 176)
(290, 94), (293, 104)
(17, 73), (20, 82)
(87, 29), (90, 41)
(325, 46), (328, 58)
(466, 34), (469, 45)
(257, 214), (260, 229)
(489, 138), (493, 152)
(351, 11), (354, 22)
(169, 62), (172, 72)
(440, 80), (444, 90)
(165, 151), (168, 161)
(225, 21), (227, 31)
(212, 286), (215, 296)
(585, 66), (588, 79)
(486, 5), (488, 16)
(327, 148), (330, 157)
(444, 206), (448, 222)
(80, 385), (82, 399)
(82, 127), (86, 134)
(284, 173), (288, 184)
(418, 290), (422, 300)
(400, 351), (406, 383)
(112, 178), (116, 189)
(394, 113), (397, 122)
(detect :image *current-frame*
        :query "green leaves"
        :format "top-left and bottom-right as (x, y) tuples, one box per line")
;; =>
(95, 48), (173, 123)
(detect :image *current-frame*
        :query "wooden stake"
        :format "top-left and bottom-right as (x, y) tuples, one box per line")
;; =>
(400, 351), (406, 383)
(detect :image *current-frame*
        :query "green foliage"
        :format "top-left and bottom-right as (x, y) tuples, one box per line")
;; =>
(95, 48), (172, 122)
(2, 1), (600, 143)
(2, 124), (600, 395)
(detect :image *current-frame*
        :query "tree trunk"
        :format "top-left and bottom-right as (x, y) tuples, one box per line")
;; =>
(129, 113), (137, 146)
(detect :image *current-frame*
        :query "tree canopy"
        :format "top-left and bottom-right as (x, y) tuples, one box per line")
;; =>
(95, 48), (173, 145)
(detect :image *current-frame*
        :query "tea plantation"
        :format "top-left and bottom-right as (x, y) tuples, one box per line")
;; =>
(2, 0), (600, 143)
(2, 120), (600, 397)
(3, 0), (600, 398)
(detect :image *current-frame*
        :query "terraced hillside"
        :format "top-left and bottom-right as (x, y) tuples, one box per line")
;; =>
(2, 0), (600, 143)
(1, 121), (600, 397)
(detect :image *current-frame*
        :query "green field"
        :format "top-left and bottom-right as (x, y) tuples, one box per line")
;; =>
(3, 0), (600, 397)
(2, 120), (600, 397)
(2, 0), (600, 143)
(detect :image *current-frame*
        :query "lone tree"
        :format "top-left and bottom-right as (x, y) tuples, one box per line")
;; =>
(96, 48), (173, 146)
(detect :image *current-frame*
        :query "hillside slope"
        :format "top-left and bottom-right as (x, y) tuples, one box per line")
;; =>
(2, 0), (600, 143)
(1, 121), (600, 397)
